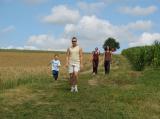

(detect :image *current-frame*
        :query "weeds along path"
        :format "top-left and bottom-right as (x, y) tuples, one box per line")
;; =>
(81, 54), (140, 87)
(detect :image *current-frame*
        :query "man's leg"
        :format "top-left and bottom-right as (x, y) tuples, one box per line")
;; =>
(70, 73), (74, 92)
(95, 60), (98, 74)
(104, 61), (108, 74)
(92, 61), (95, 73)
(93, 61), (96, 75)
(106, 61), (110, 74)
(107, 61), (110, 74)
(73, 72), (78, 92)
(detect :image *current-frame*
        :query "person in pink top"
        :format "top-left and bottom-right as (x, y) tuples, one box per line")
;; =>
(92, 47), (100, 75)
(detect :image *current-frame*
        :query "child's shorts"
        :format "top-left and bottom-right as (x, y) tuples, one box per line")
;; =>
(52, 70), (59, 76)
(68, 64), (80, 74)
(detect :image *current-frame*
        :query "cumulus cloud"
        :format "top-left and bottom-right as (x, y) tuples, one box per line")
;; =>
(64, 16), (115, 41)
(26, 34), (70, 51)
(119, 5), (157, 16)
(63, 16), (132, 51)
(64, 15), (152, 43)
(1, 45), (38, 50)
(98, 0), (129, 4)
(129, 32), (160, 47)
(63, 15), (156, 51)
(43, 5), (80, 25)
(4, 16), (153, 52)
(77, 1), (105, 14)
(125, 20), (153, 31)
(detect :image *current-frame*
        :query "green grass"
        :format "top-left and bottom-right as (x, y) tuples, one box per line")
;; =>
(0, 55), (160, 119)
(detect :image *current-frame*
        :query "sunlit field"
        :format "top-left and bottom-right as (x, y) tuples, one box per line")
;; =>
(0, 50), (160, 119)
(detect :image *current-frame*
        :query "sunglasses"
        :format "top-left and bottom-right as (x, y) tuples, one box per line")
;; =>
(72, 40), (77, 42)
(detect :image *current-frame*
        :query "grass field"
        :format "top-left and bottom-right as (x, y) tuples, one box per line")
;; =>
(0, 50), (160, 119)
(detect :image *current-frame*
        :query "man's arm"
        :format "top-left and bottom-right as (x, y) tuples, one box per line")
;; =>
(79, 48), (83, 69)
(66, 48), (70, 67)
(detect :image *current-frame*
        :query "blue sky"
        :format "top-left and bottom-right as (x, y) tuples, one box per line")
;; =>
(0, 0), (160, 53)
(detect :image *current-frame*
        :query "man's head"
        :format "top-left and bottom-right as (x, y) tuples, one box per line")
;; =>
(71, 37), (77, 47)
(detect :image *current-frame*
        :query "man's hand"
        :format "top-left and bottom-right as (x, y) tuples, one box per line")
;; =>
(80, 64), (83, 71)
(65, 63), (69, 68)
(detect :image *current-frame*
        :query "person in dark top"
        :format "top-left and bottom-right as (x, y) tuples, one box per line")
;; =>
(104, 46), (112, 74)
(92, 47), (100, 75)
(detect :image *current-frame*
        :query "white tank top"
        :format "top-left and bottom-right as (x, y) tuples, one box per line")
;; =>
(69, 46), (80, 65)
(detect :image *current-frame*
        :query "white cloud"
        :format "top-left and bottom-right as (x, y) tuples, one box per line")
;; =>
(64, 16), (151, 43)
(63, 15), (156, 51)
(26, 34), (70, 51)
(119, 5), (157, 16)
(98, 0), (129, 4)
(125, 20), (153, 31)
(0, 25), (15, 34)
(1, 45), (38, 50)
(43, 5), (80, 25)
(1, 16), (155, 52)
(129, 32), (160, 47)
(78, 1), (105, 14)
(64, 16), (115, 41)
(23, 0), (48, 5)
(63, 15), (136, 51)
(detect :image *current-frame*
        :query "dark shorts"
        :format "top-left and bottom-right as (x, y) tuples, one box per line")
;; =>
(52, 70), (59, 76)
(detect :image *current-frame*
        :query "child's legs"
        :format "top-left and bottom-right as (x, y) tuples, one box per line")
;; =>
(54, 71), (59, 80)
(52, 70), (58, 80)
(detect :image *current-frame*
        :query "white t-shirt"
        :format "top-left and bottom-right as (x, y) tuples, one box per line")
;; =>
(51, 59), (61, 71)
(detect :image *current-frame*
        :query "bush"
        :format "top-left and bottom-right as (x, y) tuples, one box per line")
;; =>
(122, 41), (160, 71)
(122, 47), (145, 71)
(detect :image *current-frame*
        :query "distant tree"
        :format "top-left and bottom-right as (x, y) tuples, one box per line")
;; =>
(103, 37), (120, 51)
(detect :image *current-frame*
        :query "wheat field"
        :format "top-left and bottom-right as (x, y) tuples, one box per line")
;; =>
(0, 50), (93, 82)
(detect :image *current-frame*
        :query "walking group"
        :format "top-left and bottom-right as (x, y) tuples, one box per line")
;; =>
(92, 46), (112, 75)
(49, 37), (112, 93)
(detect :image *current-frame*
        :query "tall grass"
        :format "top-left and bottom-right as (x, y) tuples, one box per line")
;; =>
(0, 50), (92, 90)
(122, 41), (160, 71)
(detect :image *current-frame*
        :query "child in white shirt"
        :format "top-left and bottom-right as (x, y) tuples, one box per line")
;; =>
(50, 54), (61, 80)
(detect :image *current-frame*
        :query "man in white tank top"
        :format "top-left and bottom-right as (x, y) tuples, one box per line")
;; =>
(66, 37), (83, 92)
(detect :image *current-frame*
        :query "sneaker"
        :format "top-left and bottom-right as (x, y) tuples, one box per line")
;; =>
(75, 85), (78, 92)
(75, 88), (78, 92)
(92, 72), (95, 75)
(71, 86), (75, 92)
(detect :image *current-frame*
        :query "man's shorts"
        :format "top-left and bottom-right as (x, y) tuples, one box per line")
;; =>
(68, 64), (80, 74)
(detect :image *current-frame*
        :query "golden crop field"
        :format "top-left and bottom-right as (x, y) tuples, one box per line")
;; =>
(0, 50), (92, 82)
